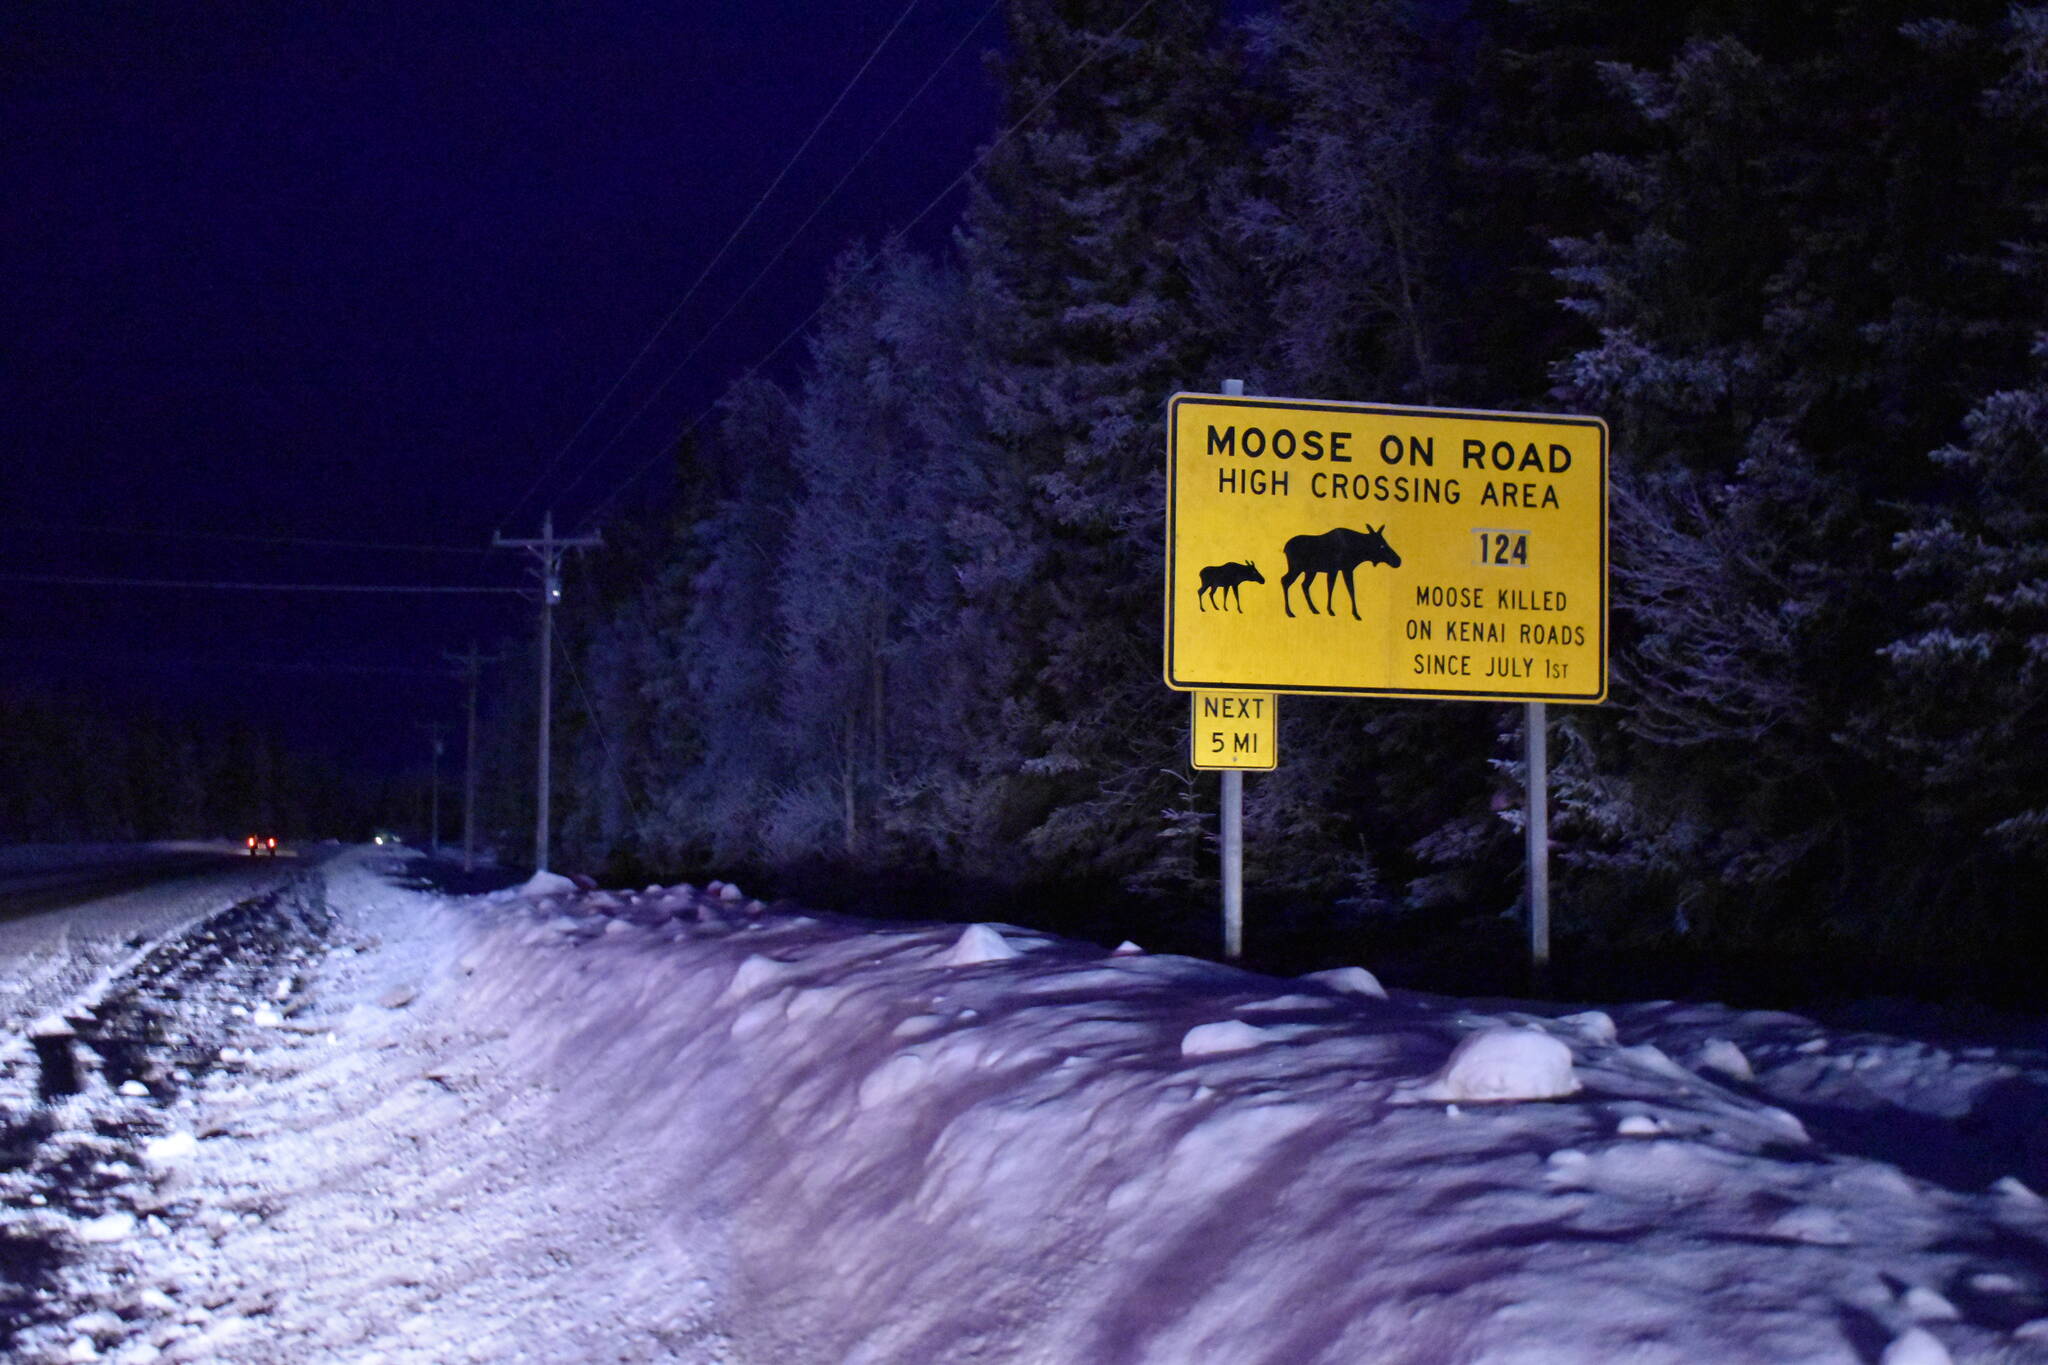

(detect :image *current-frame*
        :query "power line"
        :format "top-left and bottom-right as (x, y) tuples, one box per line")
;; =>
(2, 646), (456, 677)
(0, 518), (490, 556)
(0, 572), (523, 595)
(546, 0), (1005, 510)
(500, 0), (928, 530)
(557, 631), (645, 830)
(577, 0), (1164, 529)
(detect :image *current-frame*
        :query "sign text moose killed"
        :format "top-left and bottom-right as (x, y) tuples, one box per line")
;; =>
(1164, 393), (1608, 703)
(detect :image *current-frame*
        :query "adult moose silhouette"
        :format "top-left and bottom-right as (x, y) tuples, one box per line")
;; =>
(1280, 526), (1401, 619)
(1197, 560), (1264, 611)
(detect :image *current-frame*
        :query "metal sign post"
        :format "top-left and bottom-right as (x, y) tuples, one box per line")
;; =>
(1221, 378), (1247, 959)
(1526, 700), (1550, 970)
(1221, 769), (1244, 959)
(1193, 686), (1276, 961)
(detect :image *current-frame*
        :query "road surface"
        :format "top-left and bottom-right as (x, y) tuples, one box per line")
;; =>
(0, 843), (328, 1040)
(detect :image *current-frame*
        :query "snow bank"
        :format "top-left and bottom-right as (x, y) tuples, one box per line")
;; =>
(439, 888), (2048, 1364)
(21, 856), (2048, 1364)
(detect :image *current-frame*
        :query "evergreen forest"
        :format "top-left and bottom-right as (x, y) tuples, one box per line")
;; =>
(348, 0), (2048, 1005)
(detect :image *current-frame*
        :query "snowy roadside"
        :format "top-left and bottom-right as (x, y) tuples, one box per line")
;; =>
(0, 861), (347, 1356)
(2, 852), (739, 1364)
(7, 856), (2048, 1363)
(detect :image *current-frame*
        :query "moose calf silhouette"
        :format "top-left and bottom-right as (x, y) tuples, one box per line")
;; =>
(1197, 560), (1264, 611)
(1281, 526), (1401, 619)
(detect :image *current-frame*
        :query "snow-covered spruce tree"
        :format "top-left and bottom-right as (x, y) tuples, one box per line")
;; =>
(1213, 0), (1526, 927)
(554, 501), (694, 880)
(768, 245), (989, 867)
(1547, 3), (2042, 950)
(1881, 7), (2048, 902)
(1222, 0), (1451, 406)
(631, 375), (804, 871)
(955, 0), (1248, 893)
(1886, 353), (2048, 871)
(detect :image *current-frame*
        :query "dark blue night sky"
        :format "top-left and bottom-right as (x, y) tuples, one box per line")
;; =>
(4, 1), (998, 766)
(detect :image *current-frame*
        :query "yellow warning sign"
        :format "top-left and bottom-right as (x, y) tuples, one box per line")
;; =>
(1164, 393), (1607, 703)
(1191, 690), (1276, 770)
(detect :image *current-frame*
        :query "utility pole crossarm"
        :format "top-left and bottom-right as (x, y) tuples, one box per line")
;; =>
(491, 530), (605, 553)
(493, 531), (606, 548)
(493, 514), (604, 576)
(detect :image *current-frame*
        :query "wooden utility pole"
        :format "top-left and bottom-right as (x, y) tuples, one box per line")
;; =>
(493, 511), (601, 874)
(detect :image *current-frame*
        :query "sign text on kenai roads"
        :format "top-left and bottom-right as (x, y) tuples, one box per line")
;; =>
(1164, 393), (1608, 703)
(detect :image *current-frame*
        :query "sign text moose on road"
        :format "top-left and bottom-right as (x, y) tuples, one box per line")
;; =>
(1164, 393), (1608, 703)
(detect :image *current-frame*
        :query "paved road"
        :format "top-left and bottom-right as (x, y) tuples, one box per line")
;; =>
(0, 847), (268, 922)
(0, 844), (335, 1040)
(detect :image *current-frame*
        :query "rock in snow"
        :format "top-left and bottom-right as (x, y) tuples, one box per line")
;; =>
(1696, 1036), (1756, 1082)
(940, 924), (1021, 966)
(858, 1052), (930, 1108)
(1900, 1284), (1961, 1322)
(1767, 1205), (1853, 1245)
(1419, 1027), (1580, 1102)
(1181, 1020), (1274, 1056)
(142, 1131), (198, 1165)
(723, 954), (792, 1000)
(1558, 1009), (1619, 1044)
(1304, 965), (1387, 999)
(75, 1212), (134, 1244)
(1881, 1327), (1954, 1365)
(514, 870), (579, 900)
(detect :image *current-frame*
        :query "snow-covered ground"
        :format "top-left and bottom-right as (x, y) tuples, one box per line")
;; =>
(5, 852), (2048, 1363)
